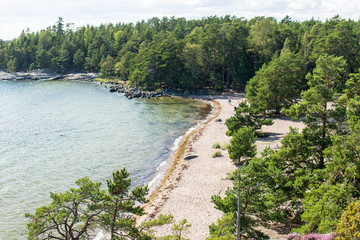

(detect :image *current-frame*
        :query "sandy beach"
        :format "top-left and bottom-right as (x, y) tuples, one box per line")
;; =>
(139, 94), (305, 239)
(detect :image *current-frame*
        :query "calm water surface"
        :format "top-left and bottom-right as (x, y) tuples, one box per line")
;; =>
(0, 80), (211, 238)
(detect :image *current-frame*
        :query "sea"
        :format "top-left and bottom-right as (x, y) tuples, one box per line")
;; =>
(0, 80), (211, 238)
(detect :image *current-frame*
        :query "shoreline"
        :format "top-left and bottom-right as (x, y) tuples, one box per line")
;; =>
(138, 94), (244, 239)
(138, 94), (305, 239)
(2, 76), (304, 238)
(145, 98), (221, 204)
(1, 78), (216, 239)
(146, 99), (216, 194)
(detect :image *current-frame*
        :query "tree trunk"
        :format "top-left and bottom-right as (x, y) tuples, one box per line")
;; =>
(222, 51), (226, 84)
(319, 103), (327, 169)
(236, 167), (241, 240)
(226, 66), (231, 90)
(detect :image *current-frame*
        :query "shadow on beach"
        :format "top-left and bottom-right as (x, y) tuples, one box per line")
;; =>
(257, 132), (284, 142)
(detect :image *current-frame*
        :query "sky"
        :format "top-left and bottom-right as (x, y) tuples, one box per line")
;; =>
(0, 0), (359, 40)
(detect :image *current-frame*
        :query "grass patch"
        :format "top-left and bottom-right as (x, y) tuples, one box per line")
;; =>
(226, 171), (236, 180)
(212, 151), (223, 158)
(212, 142), (221, 149)
(221, 143), (230, 150)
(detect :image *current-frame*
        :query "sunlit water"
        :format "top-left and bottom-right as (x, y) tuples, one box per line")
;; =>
(0, 80), (211, 238)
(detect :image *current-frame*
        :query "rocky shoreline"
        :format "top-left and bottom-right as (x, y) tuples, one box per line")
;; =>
(104, 82), (173, 99)
(0, 71), (99, 82)
(0, 71), (174, 99)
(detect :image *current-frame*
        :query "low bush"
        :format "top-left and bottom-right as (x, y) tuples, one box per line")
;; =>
(226, 171), (236, 180)
(212, 142), (221, 149)
(335, 201), (360, 239)
(212, 151), (222, 158)
(221, 143), (230, 150)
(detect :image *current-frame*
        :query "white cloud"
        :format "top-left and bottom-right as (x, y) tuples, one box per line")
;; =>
(0, 0), (359, 40)
(139, 0), (206, 8)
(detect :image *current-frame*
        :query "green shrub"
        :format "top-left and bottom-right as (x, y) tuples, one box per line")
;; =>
(221, 143), (230, 150)
(213, 142), (221, 149)
(212, 151), (222, 158)
(226, 171), (236, 180)
(335, 201), (360, 239)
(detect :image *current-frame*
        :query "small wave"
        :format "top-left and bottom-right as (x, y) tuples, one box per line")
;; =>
(156, 160), (167, 171)
(171, 135), (184, 151)
(146, 100), (214, 195)
(147, 173), (163, 191)
(187, 123), (200, 134)
(159, 125), (196, 162)
(202, 102), (216, 122)
(170, 102), (213, 152)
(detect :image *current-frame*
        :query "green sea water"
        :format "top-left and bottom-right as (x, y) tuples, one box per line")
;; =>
(0, 80), (211, 238)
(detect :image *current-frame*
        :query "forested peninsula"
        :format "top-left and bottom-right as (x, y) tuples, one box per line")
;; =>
(3, 15), (360, 239)
(1, 15), (359, 93)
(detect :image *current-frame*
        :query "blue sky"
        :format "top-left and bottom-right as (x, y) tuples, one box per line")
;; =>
(0, 0), (359, 40)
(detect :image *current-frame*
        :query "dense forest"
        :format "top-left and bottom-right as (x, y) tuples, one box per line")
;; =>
(1, 15), (360, 93)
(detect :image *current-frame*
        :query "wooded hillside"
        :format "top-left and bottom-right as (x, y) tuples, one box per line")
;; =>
(1, 15), (359, 92)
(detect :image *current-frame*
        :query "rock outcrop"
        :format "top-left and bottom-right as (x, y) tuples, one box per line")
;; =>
(0, 70), (172, 99)
(105, 82), (173, 99)
(0, 71), (99, 82)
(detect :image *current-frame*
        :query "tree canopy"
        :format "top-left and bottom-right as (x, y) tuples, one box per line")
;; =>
(2, 15), (360, 93)
(26, 169), (151, 240)
(211, 47), (360, 237)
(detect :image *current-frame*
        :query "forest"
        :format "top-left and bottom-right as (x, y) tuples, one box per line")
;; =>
(210, 52), (360, 239)
(1, 15), (360, 93)
(4, 15), (360, 239)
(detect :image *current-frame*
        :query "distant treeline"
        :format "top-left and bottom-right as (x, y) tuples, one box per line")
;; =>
(0, 15), (359, 91)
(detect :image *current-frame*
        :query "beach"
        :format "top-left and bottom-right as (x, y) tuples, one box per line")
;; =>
(139, 94), (305, 239)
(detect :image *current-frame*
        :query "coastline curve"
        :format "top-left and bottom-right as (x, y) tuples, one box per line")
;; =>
(141, 98), (221, 219)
